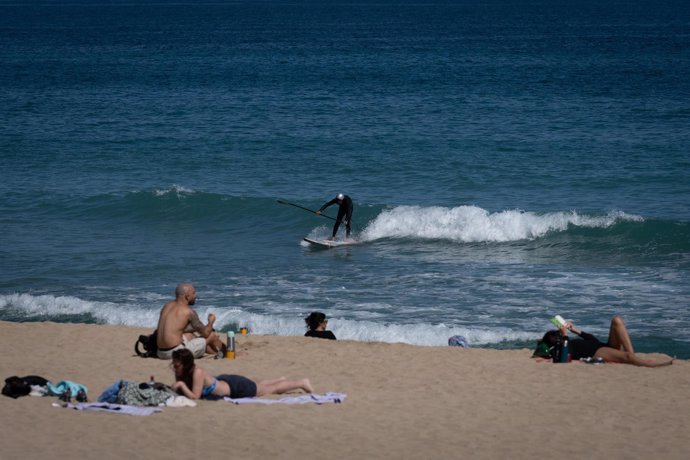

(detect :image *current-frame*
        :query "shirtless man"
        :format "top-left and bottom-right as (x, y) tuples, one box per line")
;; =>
(156, 283), (225, 359)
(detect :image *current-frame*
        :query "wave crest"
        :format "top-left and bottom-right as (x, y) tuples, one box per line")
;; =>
(360, 205), (643, 243)
(0, 294), (536, 347)
(152, 184), (196, 197)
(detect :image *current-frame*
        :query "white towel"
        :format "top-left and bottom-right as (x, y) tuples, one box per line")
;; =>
(165, 395), (197, 407)
(52, 402), (162, 416)
(225, 392), (346, 405)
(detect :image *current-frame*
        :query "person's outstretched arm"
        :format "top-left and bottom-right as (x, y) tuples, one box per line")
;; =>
(318, 198), (337, 213)
(171, 369), (205, 400)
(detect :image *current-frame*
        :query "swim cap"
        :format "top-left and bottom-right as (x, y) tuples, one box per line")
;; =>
(336, 193), (345, 201)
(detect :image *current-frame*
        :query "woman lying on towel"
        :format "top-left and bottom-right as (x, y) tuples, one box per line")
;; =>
(542, 315), (674, 367)
(170, 349), (313, 400)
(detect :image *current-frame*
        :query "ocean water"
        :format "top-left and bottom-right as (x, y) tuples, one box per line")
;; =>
(2, 0), (690, 357)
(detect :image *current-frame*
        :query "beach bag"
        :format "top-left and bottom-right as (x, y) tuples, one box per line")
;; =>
(98, 380), (123, 403)
(117, 380), (174, 406)
(531, 340), (552, 359)
(2, 375), (49, 399)
(134, 330), (158, 358)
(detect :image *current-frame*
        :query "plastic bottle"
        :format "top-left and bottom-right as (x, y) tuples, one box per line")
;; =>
(560, 338), (569, 363)
(226, 331), (235, 359)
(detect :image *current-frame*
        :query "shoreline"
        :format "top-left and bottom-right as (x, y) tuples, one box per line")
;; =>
(1, 320), (689, 459)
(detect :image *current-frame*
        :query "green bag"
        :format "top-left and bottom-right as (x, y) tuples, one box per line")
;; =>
(531, 340), (552, 358)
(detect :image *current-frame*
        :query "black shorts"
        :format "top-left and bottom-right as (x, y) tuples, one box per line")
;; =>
(217, 374), (257, 398)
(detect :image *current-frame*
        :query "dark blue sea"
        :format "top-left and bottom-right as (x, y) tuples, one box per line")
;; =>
(2, 0), (690, 357)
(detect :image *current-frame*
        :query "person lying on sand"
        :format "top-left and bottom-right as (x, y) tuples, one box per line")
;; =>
(170, 349), (313, 400)
(541, 315), (674, 367)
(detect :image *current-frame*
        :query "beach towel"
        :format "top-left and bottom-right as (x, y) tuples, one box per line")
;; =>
(225, 392), (346, 405)
(52, 402), (162, 416)
(165, 395), (197, 407)
(46, 380), (88, 398)
(533, 357), (612, 364)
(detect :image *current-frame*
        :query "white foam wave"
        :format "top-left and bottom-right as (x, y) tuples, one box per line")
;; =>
(212, 310), (535, 347)
(360, 206), (643, 243)
(152, 184), (196, 197)
(0, 293), (160, 327)
(1, 294), (537, 347)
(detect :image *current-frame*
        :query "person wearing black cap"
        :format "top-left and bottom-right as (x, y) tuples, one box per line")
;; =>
(316, 193), (353, 240)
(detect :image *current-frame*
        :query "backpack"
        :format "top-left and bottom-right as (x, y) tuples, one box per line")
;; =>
(134, 330), (158, 358)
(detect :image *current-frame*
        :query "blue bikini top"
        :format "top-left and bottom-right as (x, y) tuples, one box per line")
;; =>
(201, 378), (217, 398)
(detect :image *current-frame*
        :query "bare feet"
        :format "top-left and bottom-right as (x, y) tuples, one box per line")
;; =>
(652, 356), (675, 367)
(302, 378), (314, 393)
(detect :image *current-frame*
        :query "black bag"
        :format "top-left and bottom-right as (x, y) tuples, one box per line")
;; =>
(134, 330), (158, 358)
(531, 340), (552, 359)
(2, 375), (49, 399)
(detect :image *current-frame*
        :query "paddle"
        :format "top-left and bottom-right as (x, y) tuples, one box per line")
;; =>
(276, 199), (341, 223)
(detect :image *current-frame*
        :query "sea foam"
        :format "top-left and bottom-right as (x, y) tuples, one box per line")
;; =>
(360, 205), (643, 243)
(0, 293), (536, 347)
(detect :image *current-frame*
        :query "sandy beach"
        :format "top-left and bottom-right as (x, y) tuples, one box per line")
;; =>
(1, 320), (689, 460)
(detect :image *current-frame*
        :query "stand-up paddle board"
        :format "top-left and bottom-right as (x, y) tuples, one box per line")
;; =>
(303, 237), (358, 248)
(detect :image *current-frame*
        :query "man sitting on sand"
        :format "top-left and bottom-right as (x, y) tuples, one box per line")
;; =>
(156, 283), (225, 359)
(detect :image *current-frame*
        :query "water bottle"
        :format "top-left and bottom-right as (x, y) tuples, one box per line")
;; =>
(226, 331), (235, 359)
(560, 338), (569, 363)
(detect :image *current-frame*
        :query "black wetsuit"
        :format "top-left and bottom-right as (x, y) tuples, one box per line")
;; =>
(568, 330), (607, 360)
(305, 330), (337, 340)
(319, 195), (353, 238)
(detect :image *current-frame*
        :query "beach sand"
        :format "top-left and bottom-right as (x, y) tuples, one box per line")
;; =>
(1, 320), (688, 460)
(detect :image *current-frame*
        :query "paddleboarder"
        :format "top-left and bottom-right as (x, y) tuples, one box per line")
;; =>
(316, 193), (353, 240)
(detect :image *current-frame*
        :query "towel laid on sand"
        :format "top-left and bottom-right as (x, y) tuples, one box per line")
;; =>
(52, 402), (162, 416)
(47, 380), (88, 398)
(165, 395), (197, 407)
(225, 392), (346, 405)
